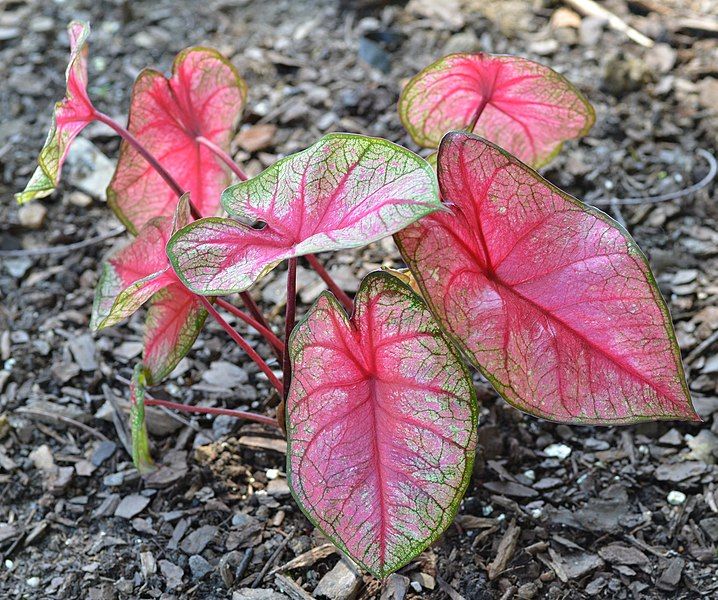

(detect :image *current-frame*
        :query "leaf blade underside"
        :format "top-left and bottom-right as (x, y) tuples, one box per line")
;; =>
(398, 52), (595, 168)
(107, 47), (247, 233)
(167, 133), (441, 295)
(395, 132), (697, 424)
(16, 21), (96, 203)
(286, 271), (478, 578)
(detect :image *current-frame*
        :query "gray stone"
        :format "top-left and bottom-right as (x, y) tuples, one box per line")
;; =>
(313, 559), (362, 600)
(189, 555), (212, 580)
(114, 494), (151, 519)
(159, 559), (184, 590)
(180, 525), (217, 555)
(232, 589), (288, 600)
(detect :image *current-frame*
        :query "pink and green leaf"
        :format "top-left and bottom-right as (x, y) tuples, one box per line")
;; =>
(395, 132), (697, 424)
(92, 195), (206, 383)
(167, 133), (441, 295)
(286, 271), (477, 578)
(398, 53), (595, 168)
(107, 47), (247, 233)
(143, 284), (207, 384)
(16, 21), (96, 203)
(130, 364), (154, 474)
(91, 195), (192, 330)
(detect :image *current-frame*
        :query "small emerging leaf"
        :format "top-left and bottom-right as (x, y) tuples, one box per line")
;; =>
(287, 271), (477, 578)
(167, 133), (441, 295)
(108, 47), (247, 233)
(399, 52), (595, 167)
(16, 21), (95, 203)
(396, 132), (698, 424)
(130, 364), (154, 474)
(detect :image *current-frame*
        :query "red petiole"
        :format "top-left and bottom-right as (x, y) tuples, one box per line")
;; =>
(283, 258), (298, 399)
(198, 296), (283, 394)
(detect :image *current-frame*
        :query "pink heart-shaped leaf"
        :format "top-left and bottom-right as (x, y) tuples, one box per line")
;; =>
(91, 196), (206, 384)
(108, 48), (247, 233)
(17, 21), (96, 203)
(396, 132), (697, 424)
(167, 133), (441, 295)
(287, 272), (477, 578)
(399, 53), (595, 167)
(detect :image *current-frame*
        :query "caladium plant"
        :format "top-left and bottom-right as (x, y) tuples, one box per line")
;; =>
(19, 24), (699, 584)
(91, 195), (208, 385)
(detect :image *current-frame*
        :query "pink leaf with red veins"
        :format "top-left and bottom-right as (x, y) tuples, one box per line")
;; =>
(107, 47), (247, 233)
(143, 284), (207, 383)
(398, 52), (595, 168)
(167, 133), (441, 295)
(91, 195), (206, 384)
(396, 132), (697, 424)
(17, 21), (96, 203)
(287, 272), (477, 578)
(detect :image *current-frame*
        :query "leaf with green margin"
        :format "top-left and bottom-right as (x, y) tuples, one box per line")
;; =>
(91, 195), (192, 330)
(398, 52), (595, 168)
(143, 284), (207, 384)
(16, 21), (95, 203)
(286, 271), (477, 578)
(167, 133), (441, 295)
(107, 47), (247, 233)
(395, 132), (698, 424)
(92, 195), (207, 384)
(130, 364), (154, 474)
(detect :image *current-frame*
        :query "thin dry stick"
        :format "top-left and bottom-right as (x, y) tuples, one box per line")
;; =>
(0, 227), (125, 258)
(15, 407), (110, 442)
(251, 531), (295, 588)
(595, 148), (717, 207)
(563, 0), (654, 47)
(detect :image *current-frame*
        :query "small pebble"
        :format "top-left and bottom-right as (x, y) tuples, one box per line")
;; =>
(26, 577), (40, 588)
(544, 443), (572, 460)
(18, 203), (47, 229)
(667, 490), (686, 506)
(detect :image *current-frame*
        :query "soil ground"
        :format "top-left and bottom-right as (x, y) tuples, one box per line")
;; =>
(1, 0), (718, 598)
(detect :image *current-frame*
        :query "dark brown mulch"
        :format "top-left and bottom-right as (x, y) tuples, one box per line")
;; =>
(1, 0), (717, 598)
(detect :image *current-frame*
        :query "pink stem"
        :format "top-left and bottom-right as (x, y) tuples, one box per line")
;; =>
(240, 291), (273, 336)
(283, 258), (297, 399)
(215, 298), (284, 354)
(196, 135), (248, 181)
(305, 254), (353, 312)
(93, 111), (201, 220)
(467, 96), (490, 133)
(198, 296), (283, 394)
(144, 397), (279, 428)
